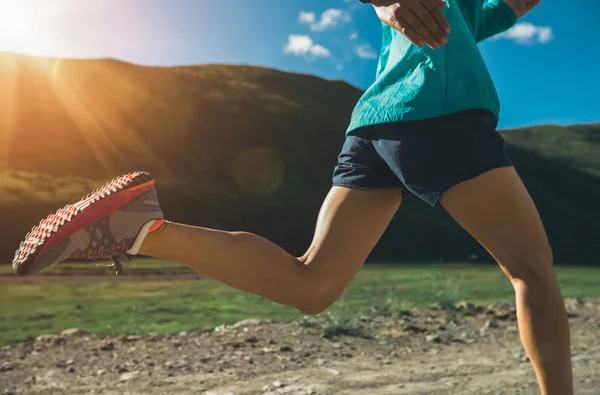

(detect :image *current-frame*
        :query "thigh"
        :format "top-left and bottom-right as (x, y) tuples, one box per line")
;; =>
(439, 166), (554, 281)
(302, 186), (403, 294)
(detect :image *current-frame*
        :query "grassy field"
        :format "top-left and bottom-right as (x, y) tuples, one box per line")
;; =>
(1, 263), (600, 345)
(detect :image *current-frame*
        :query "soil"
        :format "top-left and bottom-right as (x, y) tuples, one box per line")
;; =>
(1, 299), (598, 395)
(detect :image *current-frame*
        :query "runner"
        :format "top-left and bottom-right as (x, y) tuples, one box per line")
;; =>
(13, 1), (572, 394)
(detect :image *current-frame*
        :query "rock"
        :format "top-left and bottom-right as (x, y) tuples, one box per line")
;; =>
(404, 325), (427, 334)
(326, 368), (341, 375)
(66, 359), (75, 366)
(481, 319), (499, 334)
(485, 319), (499, 329)
(425, 335), (442, 343)
(315, 359), (328, 366)
(273, 380), (284, 388)
(24, 376), (37, 384)
(100, 342), (115, 351)
(122, 335), (142, 343)
(230, 319), (264, 329)
(35, 335), (63, 344)
(444, 380), (456, 388)
(514, 351), (529, 362)
(0, 363), (15, 372)
(484, 305), (497, 315)
(61, 328), (91, 337)
(96, 369), (106, 376)
(119, 371), (139, 381)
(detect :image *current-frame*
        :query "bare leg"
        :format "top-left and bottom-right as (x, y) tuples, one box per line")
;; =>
(139, 187), (403, 314)
(440, 166), (573, 395)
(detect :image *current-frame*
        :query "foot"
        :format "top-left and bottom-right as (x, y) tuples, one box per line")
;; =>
(12, 171), (165, 276)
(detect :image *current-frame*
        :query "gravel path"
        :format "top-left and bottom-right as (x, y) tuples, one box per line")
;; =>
(1, 299), (598, 395)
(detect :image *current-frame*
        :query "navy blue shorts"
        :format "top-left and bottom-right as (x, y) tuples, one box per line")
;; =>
(332, 109), (514, 207)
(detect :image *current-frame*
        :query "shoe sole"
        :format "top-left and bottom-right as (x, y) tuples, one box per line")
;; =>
(13, 171), (155, 276)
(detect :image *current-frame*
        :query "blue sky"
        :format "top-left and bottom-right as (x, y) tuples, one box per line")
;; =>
(0, 0), (598, 128)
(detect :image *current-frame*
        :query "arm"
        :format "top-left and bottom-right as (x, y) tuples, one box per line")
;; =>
(476, 0), (542, 42)
(476, 0), (518, 42)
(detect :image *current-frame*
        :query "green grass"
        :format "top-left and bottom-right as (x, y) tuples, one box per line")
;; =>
(1, 263), (600, 345)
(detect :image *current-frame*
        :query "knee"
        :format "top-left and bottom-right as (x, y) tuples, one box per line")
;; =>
(295, 293), (337, 315)
(502, 244), (555, 287)
(293, 264), (342, 315)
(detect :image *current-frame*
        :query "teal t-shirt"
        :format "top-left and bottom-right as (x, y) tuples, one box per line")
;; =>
(347, 0), (517, 135)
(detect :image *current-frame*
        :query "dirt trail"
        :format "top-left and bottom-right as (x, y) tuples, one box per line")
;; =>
(1, 299), (598, 395)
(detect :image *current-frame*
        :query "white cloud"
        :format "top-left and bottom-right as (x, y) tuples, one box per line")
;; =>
(349, 32), (358, 40)
(299, 12), (315, 24)
(309, 44), (332, 58)
(494, 23), (554, 45)
(355, 44), (378, 60)
(284, 35), (331, 59)
(299, 9), (351, 32)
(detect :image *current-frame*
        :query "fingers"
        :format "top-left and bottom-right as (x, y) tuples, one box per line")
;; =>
(387, 12), (425, 47)
(399, 10), (441, 49)
(423, 0), (451, 35)
(410, 3), (449, 47)
(375, 0), (451, 49)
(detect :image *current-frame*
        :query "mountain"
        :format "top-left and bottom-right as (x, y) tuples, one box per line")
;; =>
(1, 53), (599, 266)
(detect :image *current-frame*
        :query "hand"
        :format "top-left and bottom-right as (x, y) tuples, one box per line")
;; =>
(372, 0), (451, 49)
(502, 0), (541, 17)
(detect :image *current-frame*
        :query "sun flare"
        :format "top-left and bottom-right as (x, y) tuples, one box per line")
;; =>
(0, 0), (39, 52)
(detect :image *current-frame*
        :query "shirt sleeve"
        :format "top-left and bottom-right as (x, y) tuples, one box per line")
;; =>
(476, 0), (518, 42)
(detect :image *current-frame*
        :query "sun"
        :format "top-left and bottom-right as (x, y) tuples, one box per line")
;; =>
(0, 0), (38, 52)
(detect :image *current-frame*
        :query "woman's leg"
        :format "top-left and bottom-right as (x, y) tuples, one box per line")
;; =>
(439, 166), (573, 395)
(139, 187), (403, 314)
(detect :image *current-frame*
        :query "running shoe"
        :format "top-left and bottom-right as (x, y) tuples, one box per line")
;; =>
(12, 171), (165, 276)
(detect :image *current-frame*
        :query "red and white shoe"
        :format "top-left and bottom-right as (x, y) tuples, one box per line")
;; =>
(12, 171), (165, 276)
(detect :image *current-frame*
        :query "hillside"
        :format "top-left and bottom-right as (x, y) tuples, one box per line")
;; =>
(1, 53), (599, 265)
